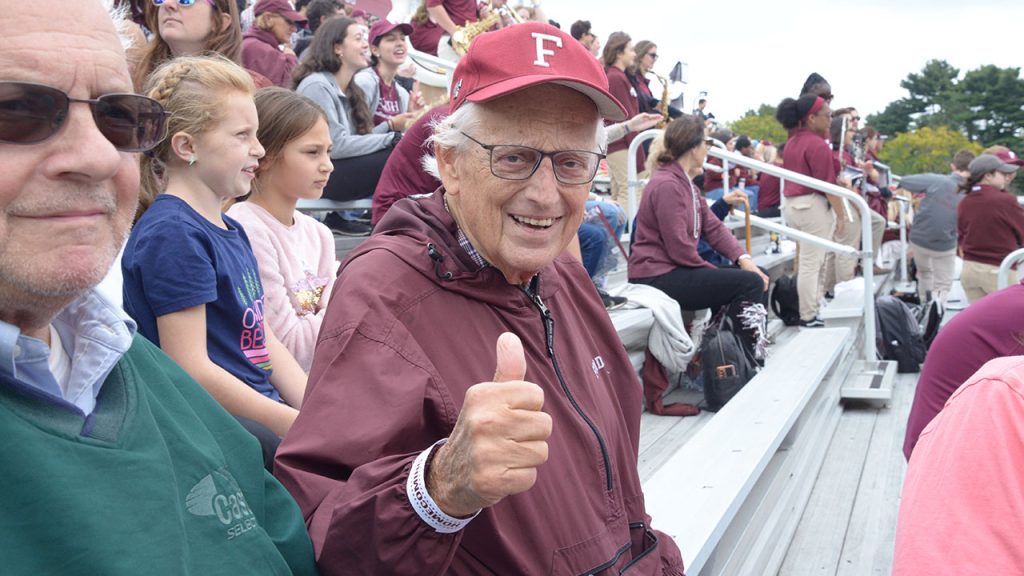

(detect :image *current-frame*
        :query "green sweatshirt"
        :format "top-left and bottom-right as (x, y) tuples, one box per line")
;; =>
(0, 336), (318, 576)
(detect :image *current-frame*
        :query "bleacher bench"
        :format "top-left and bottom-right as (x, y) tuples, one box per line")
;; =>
(642, 327), (850, 574)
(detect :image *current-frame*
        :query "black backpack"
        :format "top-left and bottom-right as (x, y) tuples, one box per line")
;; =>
(701, 312), (758, 411)
(771, 274), (800, 326)
(875, 295), (927, 373)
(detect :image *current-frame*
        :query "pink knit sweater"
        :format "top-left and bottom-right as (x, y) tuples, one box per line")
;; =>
(227, 202), (338, 372)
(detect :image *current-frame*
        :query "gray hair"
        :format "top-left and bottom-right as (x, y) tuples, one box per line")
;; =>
(100, 0), (137, 50)
(422, 101), (608, 179)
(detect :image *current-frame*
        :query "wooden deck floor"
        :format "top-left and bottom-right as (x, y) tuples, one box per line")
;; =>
(776, 371), (917, 576)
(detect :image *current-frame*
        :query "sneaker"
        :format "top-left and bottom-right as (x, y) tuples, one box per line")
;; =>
(598, 289), (627, 310)
(325, 212), (372, 236)
(799, 316), (825, 328)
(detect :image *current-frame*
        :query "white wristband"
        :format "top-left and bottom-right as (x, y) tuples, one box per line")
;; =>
(406, 438), (480, 533)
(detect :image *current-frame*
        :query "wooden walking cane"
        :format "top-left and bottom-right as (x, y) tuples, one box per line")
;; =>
(741, 195), (752, 255)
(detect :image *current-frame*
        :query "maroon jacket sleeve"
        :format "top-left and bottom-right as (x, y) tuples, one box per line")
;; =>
(274, 264), (464, 574)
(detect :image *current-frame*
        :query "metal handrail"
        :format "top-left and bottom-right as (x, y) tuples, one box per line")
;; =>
(626, 129), (877, 363)
(997, 248), (1024, 289)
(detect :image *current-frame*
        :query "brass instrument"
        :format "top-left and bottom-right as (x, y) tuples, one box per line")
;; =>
(651, 72), (671, 128)
(451, 1), (524, 56)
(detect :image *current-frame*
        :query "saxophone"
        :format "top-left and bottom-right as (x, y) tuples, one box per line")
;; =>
(652, 72), (670, 128)
(451, 1), (523, 56)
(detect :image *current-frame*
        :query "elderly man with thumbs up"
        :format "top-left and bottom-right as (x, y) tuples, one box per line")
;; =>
(274, 22), (685, 576)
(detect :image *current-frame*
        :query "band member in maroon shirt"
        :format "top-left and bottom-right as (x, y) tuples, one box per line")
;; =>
(776, 93), (841, 327)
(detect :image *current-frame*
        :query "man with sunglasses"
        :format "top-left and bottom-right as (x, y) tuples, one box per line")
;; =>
(275, 22), (684, 576)
(0, 2), (317, 573)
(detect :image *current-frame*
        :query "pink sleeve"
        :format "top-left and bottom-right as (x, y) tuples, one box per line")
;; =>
(894, 357), (1024, 575)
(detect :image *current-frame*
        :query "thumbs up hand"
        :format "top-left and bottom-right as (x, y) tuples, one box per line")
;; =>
(427, 333), (553, 518)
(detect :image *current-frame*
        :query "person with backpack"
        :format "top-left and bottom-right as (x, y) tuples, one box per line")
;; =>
(629, 114), (770, 365)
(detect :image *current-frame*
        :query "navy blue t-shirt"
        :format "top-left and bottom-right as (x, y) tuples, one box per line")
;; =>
(122, 195), (279, 401)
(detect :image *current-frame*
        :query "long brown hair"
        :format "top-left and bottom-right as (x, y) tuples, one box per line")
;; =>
(292, 17), (374, 134)
(602, 31), (631, 69)
(134, 0), (243, 89)
(244, 87), (328, 200)
(657, 114), (705, 166)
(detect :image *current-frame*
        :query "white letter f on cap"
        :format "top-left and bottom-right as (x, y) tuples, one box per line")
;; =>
(532, 32), (562, 67)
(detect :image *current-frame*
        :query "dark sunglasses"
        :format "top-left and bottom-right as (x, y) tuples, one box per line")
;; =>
(152, 0), (216, 6)
(0, 81), (170, 152)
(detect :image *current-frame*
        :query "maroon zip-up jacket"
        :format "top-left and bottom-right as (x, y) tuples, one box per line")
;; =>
(274, 191), (684, 575)
(958, 184), (1024, 266)
(629, 161), (744, 279)
(241, 27), (298, 88)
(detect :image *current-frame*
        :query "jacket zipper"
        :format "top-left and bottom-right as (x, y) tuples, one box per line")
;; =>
(521, 284), (614, 492)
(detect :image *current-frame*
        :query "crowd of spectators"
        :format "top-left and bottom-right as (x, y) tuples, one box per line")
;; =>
(7, 0), (1024, 574)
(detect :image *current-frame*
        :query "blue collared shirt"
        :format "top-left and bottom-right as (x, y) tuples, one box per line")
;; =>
(0, 289), (137, 415)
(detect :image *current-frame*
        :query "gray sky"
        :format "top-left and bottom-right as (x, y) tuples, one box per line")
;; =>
(544, 0), (1024, 125)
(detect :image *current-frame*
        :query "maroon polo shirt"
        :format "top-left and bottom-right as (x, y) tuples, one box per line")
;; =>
(903, 281), (1024, 459)
(372, 106), (448, 225)
(782, 128), (836, 197)
(702, 156), (748, 192)
(604, 66), (644, 167)
(957, 184), (1024, 266)
(410, 0), (478, 55)
(757, 172), (780, 211)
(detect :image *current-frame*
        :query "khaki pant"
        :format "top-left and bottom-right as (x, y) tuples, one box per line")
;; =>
(607, 150), (648, 212)
(823, 208), (887, 292)
(784, 194), (834, 321)
(911, 243), (956, 302)
(961, 259), (1017, 304)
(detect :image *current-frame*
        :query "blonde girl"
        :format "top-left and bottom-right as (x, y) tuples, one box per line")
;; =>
(123, 55), (308, 438)
(227, 87), (338, 372)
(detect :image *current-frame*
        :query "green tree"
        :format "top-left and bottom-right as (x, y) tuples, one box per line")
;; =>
(900, 59), (964, 129)
(880, 127), (982, 176)
(728, 104), (787, 145)
(958, 65), (1024, 151)
(866, 97), (922, 136)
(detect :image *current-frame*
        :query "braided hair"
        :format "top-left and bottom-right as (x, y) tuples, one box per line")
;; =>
(137, 55), (255, 218)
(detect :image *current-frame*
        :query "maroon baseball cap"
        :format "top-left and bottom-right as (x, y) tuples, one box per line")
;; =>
(449, 22), (627, 121)
(369, 20), (413, 46)
(254, 0), (307, 23)
(993, 148), (1024, 167)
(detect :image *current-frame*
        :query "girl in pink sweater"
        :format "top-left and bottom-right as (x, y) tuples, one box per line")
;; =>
(228, 87), (339, 371)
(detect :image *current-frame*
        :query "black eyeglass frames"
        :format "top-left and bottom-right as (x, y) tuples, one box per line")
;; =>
(460, 132), (605, 185)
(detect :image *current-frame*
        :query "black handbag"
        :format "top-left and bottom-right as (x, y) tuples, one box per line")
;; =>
(701, 311), (758, 412)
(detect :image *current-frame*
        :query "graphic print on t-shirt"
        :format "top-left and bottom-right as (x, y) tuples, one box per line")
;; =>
(237, 268), (272, 371)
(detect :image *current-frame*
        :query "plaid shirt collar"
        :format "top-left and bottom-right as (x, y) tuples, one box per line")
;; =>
(443, 194), (488, 270)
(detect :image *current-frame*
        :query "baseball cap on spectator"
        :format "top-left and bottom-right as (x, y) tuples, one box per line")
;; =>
(350, 8), (367, 19)
(369, 20), (413, 46)
(968, 154), (1020, 179)
(992, 148), (1024, 167)
(254, 0), (307, 23)
(448, 22), (626, 121)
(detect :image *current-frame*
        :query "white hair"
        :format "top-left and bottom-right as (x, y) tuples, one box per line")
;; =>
(100, 0), (137, 50)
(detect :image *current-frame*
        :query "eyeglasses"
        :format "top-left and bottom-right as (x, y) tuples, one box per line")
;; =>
(151, 0), (216, 6)
(850, 116), (861, 122)
(0, 81), (170, 152)
(647, 52), (659, 60)
(461, 132), (605, 185)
